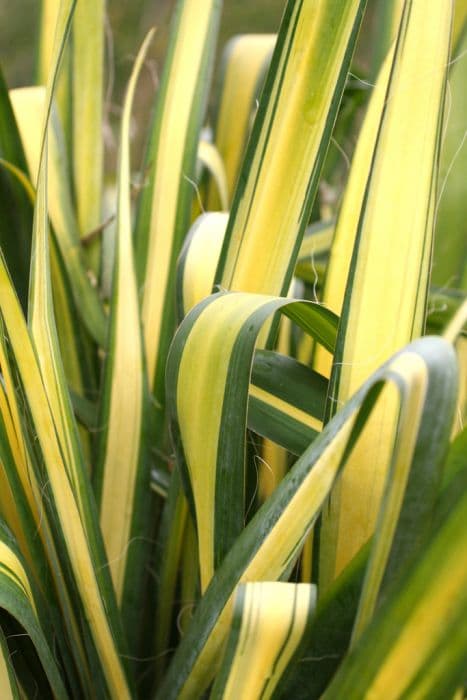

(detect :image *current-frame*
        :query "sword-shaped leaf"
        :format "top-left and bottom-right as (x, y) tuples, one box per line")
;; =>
(72, 0), (104, 272)
(216, 0), (367, 299)
(7, 1), (133, 694)
(135, 0), (222, 404)
(323, 476), (467, 700)
(320, 0), (453, 584)
(207, 33), (276, 206)
(10, 86), (107, 346)
(94, 30), (153, 651)
(211, 582), (316, 700)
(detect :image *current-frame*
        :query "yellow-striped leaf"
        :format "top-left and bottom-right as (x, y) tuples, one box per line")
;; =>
(207, 33), (276, 207)
(10, 86), (106, 345)
(313, 43), (395, 377)
(216, 0), (367, 300)
(323, 478), (467, 700)
(72, 0), (104, 272)
(211, 582), (316, 700)
(94, 31), (153, 651)
(320, 0), (453, 584)
(135, 0), (222, 410)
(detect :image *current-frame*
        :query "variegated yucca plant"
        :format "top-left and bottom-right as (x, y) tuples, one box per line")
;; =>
(0, 0), (465, 697)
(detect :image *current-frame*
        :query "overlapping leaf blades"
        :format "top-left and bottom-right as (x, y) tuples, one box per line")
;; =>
(0, 0), (463, 697)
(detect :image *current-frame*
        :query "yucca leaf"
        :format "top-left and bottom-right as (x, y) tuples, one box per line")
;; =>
(178, 213), (334, 322)
(275, 544), (369, 699)
(453, 1), (467, 50)
(216, 0), (367, 300)
(167, 292), (338, 592)
(153, 470), (189, 682)
(49, 234), (97, 427)
(256, 297), (315, 501)
(37, 0), (71, 151)
(0, 242), (132, 698)
(211, 583), (316, 699)
(37, 0), (60, 85)
(208, 33), (276, 206)
(444, 299), (467, 429)
(94, 30), (154, 652)
(320, 0), (453, 583)
(154, 348), (326, 673)
(2, 86), (97, 403)
(0, 365), (60, 600)
(0, 158), (35, 203)
(0, 371), (81, 692)
(10, 87), (107, 347)
(0, 68), (33, 309)
(313, 42), (394, 377)
(159, 336), (457, 699)
(135, 0), (222, 407)
(350, 344), (456, 643)
(72, 0), (104, 272)
(322, 478), (467, 700)
(0, 524), (67, 698)
(280, 427), (466, 699)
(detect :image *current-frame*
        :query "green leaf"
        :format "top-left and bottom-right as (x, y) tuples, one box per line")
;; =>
(248, 350), (327, 455)
(10, 86), (107, 347)
(0, 523), (67, 699)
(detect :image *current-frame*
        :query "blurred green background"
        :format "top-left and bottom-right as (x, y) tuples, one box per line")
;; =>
(0, 1), (285, 163)
(1, 1), (286, 87)
(0, 1), (377, 175)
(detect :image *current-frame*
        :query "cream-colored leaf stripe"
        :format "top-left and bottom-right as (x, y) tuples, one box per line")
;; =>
(249, 384), (323, 435)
